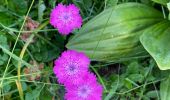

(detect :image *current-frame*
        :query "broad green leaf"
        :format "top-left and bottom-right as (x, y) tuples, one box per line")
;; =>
(66, 3), (163, 62)
(151, 0), (169, 5)
(167, 2), (170, 10)
(140, 21), (170, 70)
(160, 77), (170, 100)
(167, 2), (170, 20)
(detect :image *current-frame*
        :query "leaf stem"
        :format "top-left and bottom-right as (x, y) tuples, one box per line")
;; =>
(0, 1), (35, 97)
(91, 66), (108, 92)
(17, 20), (49, 100)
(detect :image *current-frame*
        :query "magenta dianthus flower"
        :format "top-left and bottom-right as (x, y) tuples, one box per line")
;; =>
(50, 3), (82, 35)
(65, 73), (103, 100)
(53, 50), (90, 85)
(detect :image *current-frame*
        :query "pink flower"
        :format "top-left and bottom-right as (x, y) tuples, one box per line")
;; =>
(53, 50), (90, 85)
(65, 73), (103, 100)
(50, 3), (82, 35)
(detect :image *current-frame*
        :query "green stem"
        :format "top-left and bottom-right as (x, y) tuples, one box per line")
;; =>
(161, 6), (166, 19)
(0, 45), (32, 67)
(15, 0), (35, 99)
(17, 20), (49, 100)
(0, 0), (35, 93)
(91, 66), (108, 92)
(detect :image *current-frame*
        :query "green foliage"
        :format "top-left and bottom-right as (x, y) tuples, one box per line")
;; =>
(160, 77), (170, 100)
(8, 0), (28, 15)
(29, 40), (60, 62)
(106, 0), (118, 8)
(0, 12), (13, 26)
(0, 0), (170, 99)
(99, 59), (160, 99)
(146, 90), (160, 98)
(38, 0), (46, 22)
(0, 34), (9, 65)
(67, 3), (163, 62)
(140, 21), (170, 70)
(25, 85), (42, 100)
(151, 0), (170, 5)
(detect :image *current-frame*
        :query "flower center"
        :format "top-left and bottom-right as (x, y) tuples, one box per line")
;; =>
(69, 65), (76, 71)
(63, 15), (69, 20)
(60, 13), (72, 24)
(78, 85), (91, 98)
(66, 64), (78, 75)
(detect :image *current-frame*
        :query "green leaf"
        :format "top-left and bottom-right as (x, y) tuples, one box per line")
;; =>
(8, 0), (27, 15)
(104, 75), (119, 100)
(0, 6), (7, 12)
(3, 82), (11, 93)
(25, 92), (34, 100)
(106, 0), (118, 8)
(151, 0), (169, 5)
(0, 34), (9, 65)
(12, 49), (29, 68)
(0, 0), (6, 6)
(140, 21), (170, 70)
(30, 40), (59, 62)
(66, 3), (163, 62)
(126, 61), (141, 74)
(160, 77), (170, 100)
(0, 45), (32, 67)
(141, 0), (153, 5)
(83, 0), (92, 8)
(39, 87), (53, 100)
(0, 12), (13, 26)
(25, 85), (43, 100)
(146, 90), (159, 98)
(127, 73), (144, 83)
(38, 0), (46, 22)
